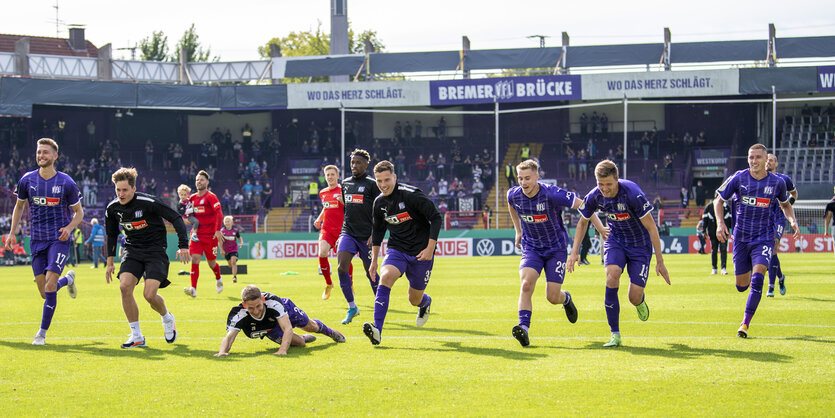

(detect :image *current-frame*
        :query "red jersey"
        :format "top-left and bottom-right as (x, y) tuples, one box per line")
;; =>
(188, 191), (223, 238)
(319, 185), (344, 235)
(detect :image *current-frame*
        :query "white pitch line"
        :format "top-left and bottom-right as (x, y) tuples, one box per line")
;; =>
(0, 335), (832, 341)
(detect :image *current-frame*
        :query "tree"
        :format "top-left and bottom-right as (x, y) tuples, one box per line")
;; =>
(172, 23), (216, 62)
(139, 31), (169, 61)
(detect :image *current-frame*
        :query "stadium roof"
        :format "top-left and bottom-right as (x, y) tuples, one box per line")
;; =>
(0, 34), (99, 58)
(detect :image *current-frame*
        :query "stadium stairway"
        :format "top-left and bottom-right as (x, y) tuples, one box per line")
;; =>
(264, 207), (303, 233)
(481, 142), (543, 230)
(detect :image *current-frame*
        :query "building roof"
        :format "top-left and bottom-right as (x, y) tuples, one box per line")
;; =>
(0, 34), (98, 57)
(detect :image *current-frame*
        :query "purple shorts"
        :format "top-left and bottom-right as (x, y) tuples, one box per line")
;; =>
(337, 234), (371, 264)
(520, 247), (567, 284)
(603, 239), (652, 287)
(773, 223), (785, 241)
(31, 239), (72, 277)
(266, 299), (310, 342)
(382, 248), (434, 291)
(732, 239), (773, 275)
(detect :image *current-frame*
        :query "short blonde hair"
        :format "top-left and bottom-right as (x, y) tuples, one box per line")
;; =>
(594, 160), (619, 179)
(241, 285), (262, 302)
(177, 184), (192, 195)
(223, 215), (234, 225)
(323, 165), (339, 174)
(516, 159), (539, 173)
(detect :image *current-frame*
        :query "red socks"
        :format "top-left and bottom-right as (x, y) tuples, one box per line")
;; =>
(190, 263), (199, 288)
(349, 263), (354, 285)
(319, 257), (332, 285)
(212, 263), (221, 280)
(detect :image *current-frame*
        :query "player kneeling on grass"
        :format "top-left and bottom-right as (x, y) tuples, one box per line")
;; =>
(215, 285), (346, 356)
(567, 160), (671, 347)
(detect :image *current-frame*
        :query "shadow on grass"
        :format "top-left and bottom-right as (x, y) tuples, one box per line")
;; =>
(793, 297), (835, 303)
(375, 341), (547, 360)
(575, 341), (793, 363)
(0, 339), (236, 360)
(782, 335), (835, 345)
(383, 323), (492, 336)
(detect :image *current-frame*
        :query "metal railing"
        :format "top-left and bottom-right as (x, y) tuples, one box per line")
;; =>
(0, 52), (14, 75)
(28, 54), (97, 78)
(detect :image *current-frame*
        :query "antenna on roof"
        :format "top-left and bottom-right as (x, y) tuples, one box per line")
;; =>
(51, 0), (65, 37)
(116, 43), (138, 60)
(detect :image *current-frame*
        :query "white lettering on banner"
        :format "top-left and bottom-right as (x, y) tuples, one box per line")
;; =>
(582, 69), (738, 100)
(266, 239), (471, 259)
(287, 81), (430, 109)
(820, 72), (835, 89)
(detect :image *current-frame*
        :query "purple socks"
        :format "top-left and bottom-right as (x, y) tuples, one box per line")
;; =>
(314, 319), (333, 337)
(605, 287), (620, 333)
(743, 272), (765, 326)
(373, 285), (391, 331)
(338, 271), (354, 303)
(40, 291), (57, 331)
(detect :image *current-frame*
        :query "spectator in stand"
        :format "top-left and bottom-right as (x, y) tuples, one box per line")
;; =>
(393, 121), (402, 142)
(579, 113), (588, 137)
(302, 140), (310, 154)
(262, 182), (273, 210)
(586, 138), (596, 160)
(694, 180), (706, 207)
(456, 187), (466, 209)
(414, 120), (422, 140)
(173, 143), (183, 169)
(683, 132), (694, 146)
(472, 178), (484, 210)
(520, 143), (531, 161)
(680, 187), (689, 208)
(243, 180), (254, 206)
(148, 178), (157, 196)
(428, 186), (439, 204)
(505, 162), (516, 188)
(450, 177), (461, 211)
(562, 133), (572, 156)
(590, 111), (600, 134)
(696, 131), (706, 145)
(252, 180), (263, 209)
(415, 154), (426, 180)
(567, 146), (577, 180)
(651, 164), (659, 182)
(664, 154), (674, 181)
(145, 140), (154, 169)
(436, 153), (446, 179)
(311, 138), (319, 154)
(404, 121), (412, 143)
(438, 116), (446, 139)
(212, 127), (224, 145)
(600, 113), (609, 136)
(221, 189), (233, 214)
(438, 199), (448, 215)
(578, 149), (588, 181)
(481, 148), (494, 166)
(425, 168), (436, 183)
(438, 177), (449, 207)
(395, 149), (407, 177)
(233, 191), (244, 215)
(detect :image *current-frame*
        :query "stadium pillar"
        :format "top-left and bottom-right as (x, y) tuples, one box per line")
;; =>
(772, 85), (777, 151)
(98, 43), (112, 81)
(14, 37), (29, 77)
(623, 95), (628, 179)
(662, 28), (671, 71)
(462, 36), (470, 79)
(340, 103), (346, 174)
(767, 23), (777, 68)
(494, 99), (500, 229)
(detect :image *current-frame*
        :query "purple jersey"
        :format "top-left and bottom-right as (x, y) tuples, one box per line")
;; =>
(13, 170), (81, 241)
(507, 183), (575, 250)
(717, 169), (788, 243)
(220, 226), (240, 253)
(579, 179), (653, 248)
(770, 172), (795, 231)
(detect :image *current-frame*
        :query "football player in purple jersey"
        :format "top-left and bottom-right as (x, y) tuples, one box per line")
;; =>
(6, 138), (84, 345)
(765, 153), (798, 297)
(568, 160), (670, 347)
(715, 144), (799, 338)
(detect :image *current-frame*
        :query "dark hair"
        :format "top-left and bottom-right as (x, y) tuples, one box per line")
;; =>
(351, 149), (371, 161)
(373, 160), (395, 174)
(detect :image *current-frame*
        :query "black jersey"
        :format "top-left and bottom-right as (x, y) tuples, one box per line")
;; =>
(702, 200), (733, 237)
(105, 192), (188, 257)
(226, 293), (287, 339)
(372, 183), (442, 256)
(826, 198), (835, 226)
(341, 173), (380, 240)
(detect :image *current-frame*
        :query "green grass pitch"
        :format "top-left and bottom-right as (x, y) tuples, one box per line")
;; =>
(1, 253), (833, 416)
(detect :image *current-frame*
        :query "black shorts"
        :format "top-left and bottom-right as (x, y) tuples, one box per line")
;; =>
(224, 251), (238, 261)
(118, 251), (171, 288)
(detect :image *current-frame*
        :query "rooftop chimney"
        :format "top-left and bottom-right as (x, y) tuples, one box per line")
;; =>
(68, 27), (86, 51)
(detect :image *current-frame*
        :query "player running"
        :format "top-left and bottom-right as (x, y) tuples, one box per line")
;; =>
(336, 149), (381, 324)
(507, 159), (608, 347)
(214, 285), (345, 356)
(105, 167), (190, 348)
(715, 144), (799, 338)
(765, 153), (797, 297)
(219, 216), (243, 284)
(184, 170), (225, 297)
(313, 165), (344, 300)
(826, 189), (835, 257)
(6, 138), (84, 345)
(362, 160), (443, 346)
(567, 160), (671, 347)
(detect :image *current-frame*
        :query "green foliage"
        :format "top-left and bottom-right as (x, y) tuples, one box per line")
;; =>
(1, 254), (833, 414)
(138, 30), (169, 62)
(172, 23), (216, 62)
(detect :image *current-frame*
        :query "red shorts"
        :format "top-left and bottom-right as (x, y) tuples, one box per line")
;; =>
(189, 237), (218, 261)
(319, 229), (340, 249)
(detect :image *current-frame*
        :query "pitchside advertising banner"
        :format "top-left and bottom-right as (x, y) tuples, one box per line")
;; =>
(429, 75), (582, 106)
(581, 69), (739, 100)
(286, 81), (430, 109)
(265, 238), (472, 259)
(473, 236), (692, 256)
(818, 66), (835, 92)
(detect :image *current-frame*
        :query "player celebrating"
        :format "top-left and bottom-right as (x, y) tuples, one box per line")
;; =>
(6, 138), (83, 345)
(702, 198), (733, 275)
(336, 149), (381, 324)
(715, 144), (799, 338)
(362, 161), (442, 346)
(105, 168), (189, 348)
(214, 285), (345, 356)
(765, 153), (797, 297)
(567, 160), (671, 348)
(184, 170), (225, 297)
(313, 165), (344, 300)
(507, 159), (607, 347)
(219, 216), (243, 283)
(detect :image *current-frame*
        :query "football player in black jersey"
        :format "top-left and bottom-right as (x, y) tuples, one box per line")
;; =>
(214, 285), (346, 356)
(104, 168), (190, 349)
(335, 149), (381, 325)
(362, 161), (442, 345)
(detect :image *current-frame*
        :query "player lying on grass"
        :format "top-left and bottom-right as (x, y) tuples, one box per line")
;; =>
(215, 285), (346, 356)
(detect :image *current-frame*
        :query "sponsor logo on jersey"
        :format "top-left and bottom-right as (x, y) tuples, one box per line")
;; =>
(520, 214), (548, 223)
(322, 200), (339, 208)
(384, 212), (413, 224)
(607, 212), (631, 221)
(32, 196), (61, 206)
(346, 194), (364, 204)
(193, 206), (206, 213)
(741, 196), (771, 208)
(121, 220), (149, 231)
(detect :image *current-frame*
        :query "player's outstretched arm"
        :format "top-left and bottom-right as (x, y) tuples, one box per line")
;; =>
(215, 329), (239, 356)
(567, 217), (589, 273)
(105, 256), (116, 284)
(714, 198), (728, 242)
(640, 213), (671, 285)
(273, 316), (294, 356)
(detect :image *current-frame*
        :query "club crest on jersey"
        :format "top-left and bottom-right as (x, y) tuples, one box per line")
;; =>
(200, 199), (205, 204)
(399, 202), (406, 210)
(520, 214), (548, 223)
(741, 196), (770, 208)
(617, 203), (626, 211)
(358, 186), (365, 192)
(385, 212), (412, 224)
(764, 186), (774, 195)
(536, 203), (545, 211)
(52, 185), (62, 194)
(135, 210), (143, 218)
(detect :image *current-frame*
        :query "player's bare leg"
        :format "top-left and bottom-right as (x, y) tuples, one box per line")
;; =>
(143, 279), (177, 343)
(229, 255), (238, 283)
(119, 272), (146, 348)
(628, 282), (649, 321)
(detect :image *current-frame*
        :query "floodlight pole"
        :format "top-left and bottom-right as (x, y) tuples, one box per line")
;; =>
(494, 98), (500, 229)
(623, 94), (628, 180)
(340, 102), (346, 173)
(771, 85), (777, 151)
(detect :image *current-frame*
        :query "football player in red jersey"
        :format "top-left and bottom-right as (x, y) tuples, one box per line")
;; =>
(184, 170), (225, 297)
(313, 165), (344, 300)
